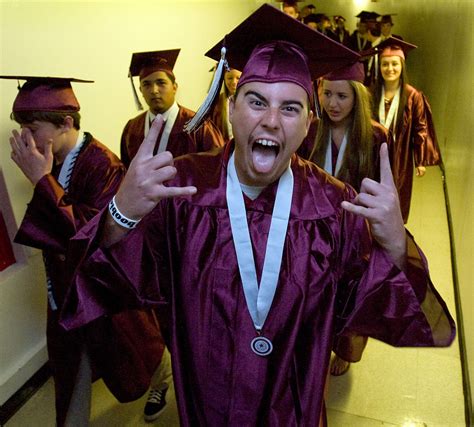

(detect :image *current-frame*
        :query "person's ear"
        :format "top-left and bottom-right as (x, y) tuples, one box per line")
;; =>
(61, 115), (74, 132)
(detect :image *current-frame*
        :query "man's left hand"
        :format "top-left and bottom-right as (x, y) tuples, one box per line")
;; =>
(341, 143), (406, 270)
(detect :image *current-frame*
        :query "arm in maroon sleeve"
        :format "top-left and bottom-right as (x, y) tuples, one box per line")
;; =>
(335, 198), (455, 348)
(61, 200), (169, 330)
(14, 143), (126, 252)
(411, 89), (442, 167)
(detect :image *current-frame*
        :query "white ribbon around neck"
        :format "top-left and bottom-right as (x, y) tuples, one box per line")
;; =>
(323, 129), (348, 177)
(57, 131), (85, 191)
(379, 86), (400, 139)
(144, 103), (179, 154)
(226, 152), (293, 331)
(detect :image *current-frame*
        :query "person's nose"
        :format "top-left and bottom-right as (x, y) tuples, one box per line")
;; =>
(261, 107), (281, 130)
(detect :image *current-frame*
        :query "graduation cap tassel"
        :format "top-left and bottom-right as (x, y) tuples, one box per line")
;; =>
(129, 72), (144, 111)
(184, 46), (227, 134)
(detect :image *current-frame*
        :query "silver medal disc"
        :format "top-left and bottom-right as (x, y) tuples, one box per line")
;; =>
(251, 336), (273, 356)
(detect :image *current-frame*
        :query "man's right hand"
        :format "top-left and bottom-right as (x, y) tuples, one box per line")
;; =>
(114, 116), (197, 221)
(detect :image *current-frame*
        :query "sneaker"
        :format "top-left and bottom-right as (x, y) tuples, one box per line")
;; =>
(144, 383), (169, 422)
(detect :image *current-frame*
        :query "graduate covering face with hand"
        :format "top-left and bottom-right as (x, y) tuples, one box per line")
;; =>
(61, 5), (455, 426)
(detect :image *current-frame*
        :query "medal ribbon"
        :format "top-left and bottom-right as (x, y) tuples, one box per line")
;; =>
(226, 152), (293, 331)
(323, 130), (348, 177)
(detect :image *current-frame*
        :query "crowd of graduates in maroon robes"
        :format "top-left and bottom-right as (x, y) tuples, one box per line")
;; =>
(1, 3), (447, 426)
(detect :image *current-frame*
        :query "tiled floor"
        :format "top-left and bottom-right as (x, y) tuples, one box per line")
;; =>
(6, 166), (465, 426)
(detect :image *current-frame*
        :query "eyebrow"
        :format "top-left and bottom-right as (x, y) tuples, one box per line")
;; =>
(141, 78), (168, 84)
(244, 90), (305, 109)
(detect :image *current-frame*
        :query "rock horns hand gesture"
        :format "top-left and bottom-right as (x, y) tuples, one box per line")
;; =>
(341, 143), (407, 270)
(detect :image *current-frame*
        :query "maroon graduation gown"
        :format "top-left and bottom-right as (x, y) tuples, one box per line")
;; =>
(14, 134), (163, 426)
(383, 85), (442, 222)
(62, 143), (455, 426)
(120, 105), (225, 168)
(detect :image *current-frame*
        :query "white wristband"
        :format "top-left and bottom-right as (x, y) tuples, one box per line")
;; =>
(108, 196), (141, 229)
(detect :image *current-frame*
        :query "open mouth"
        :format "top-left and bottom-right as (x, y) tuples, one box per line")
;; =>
(251, 139), (280, 174)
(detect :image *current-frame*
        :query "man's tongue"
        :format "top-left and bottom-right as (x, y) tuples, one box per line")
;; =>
(252, 143), (278, 174)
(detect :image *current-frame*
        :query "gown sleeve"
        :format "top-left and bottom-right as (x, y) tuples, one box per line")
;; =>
(411, 90), (442, 167)
(60, 200), (170, 330)
(335, 197), (455, 347)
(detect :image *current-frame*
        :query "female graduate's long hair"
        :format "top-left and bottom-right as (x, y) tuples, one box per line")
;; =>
(372, 57), (409, 135)
(310, 80), (375, 191)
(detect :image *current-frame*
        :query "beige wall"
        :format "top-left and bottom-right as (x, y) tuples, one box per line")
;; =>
(0, 0), (257, 404)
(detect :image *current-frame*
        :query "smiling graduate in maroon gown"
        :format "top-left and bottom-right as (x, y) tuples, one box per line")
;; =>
(61, 5), (455, 426)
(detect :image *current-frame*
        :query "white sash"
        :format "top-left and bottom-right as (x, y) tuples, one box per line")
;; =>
(57, 131), (85, 191)
(144, 102), (180, 153)
(323, 130), (348, 177)
(379, 87), (400, 138)
(226, 153), (293, 331)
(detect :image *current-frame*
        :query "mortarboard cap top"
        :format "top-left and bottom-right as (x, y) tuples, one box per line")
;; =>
(205, 4), (359, 92)
(323, 62), (365, 84)
(333, 15), (346, 22)
(356, 11), (380, 22)
(380, 14), (397, 24)
(377, 36), (417, 60)
(0, 75), (93, 113)
(129, 49), (180, 81)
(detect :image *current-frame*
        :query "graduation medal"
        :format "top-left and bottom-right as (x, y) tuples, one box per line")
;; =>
(251, 336), (273, 356)
(226, 153), (293, 357)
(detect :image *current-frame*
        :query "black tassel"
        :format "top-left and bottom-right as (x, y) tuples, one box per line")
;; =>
(129, 72), (144, 111)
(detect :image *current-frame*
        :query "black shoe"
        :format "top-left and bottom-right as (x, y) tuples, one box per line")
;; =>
(144, 383), (169, 422)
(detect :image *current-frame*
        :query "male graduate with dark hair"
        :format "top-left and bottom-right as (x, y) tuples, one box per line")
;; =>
(2, 76), (164, 426)
(121, 49), (224, 169)
(62, 5), (455, 425)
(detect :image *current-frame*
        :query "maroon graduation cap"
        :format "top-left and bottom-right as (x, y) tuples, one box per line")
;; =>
(128, 49), (180, 110)
(0, 76), (93, 112)
(376, 37), (417, 59)
(185, 3), (359, 132)
(129, 49), (180, 81)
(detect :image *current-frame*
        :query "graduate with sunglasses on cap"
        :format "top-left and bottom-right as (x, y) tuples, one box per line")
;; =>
(61, 6), (454, 425)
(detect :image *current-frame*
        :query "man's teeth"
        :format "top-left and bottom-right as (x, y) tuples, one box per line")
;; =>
(255, 139), (278, 147)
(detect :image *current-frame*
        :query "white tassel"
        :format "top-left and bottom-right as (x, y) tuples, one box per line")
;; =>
(184, 46), (227, 133)
(129, 73), (144, 111)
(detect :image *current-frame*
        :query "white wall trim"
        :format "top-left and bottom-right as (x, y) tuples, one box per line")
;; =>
(0, 339), (48, 405)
